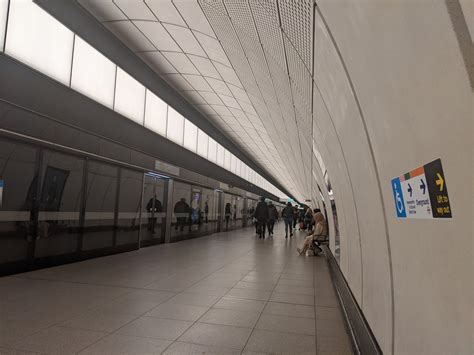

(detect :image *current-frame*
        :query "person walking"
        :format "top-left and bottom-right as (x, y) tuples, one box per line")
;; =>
(254, 197), (269, 239)
(292, 205), (299, 230)
(282, 202), (294, 238)
(267, 201), (278, 236)
(304, 206), (313, 232)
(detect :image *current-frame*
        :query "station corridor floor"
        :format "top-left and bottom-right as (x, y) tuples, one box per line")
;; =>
(0, 224), (353, 354)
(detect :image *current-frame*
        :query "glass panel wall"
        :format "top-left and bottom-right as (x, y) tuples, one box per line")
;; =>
(235, 196), (244, 227)
(201, 188), (219, 234)
(0, 139), (37, 264)
(82, 161), (118, 251)
(171, 181), (191, 241)
(35, 150), (83, 258)
(140, 175), (166, 246)
(223, 193), (234, 230)
(246, 198), (257, 227)
(116, 168), (142, 247)
(189, 187), (202, 232)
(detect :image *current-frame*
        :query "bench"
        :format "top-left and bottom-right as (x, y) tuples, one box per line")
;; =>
(311, 234), (328, 256)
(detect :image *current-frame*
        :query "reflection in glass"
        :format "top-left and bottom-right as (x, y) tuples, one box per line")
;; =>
(0, 140), (37, 264)
(140, 175), (166, 246)
(116, 169), (142, 246)
(35, 151), (83, 258)
(83, 161), (118, 251)
(171, 181), (191, 240)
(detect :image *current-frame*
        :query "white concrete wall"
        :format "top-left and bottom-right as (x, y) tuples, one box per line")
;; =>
(314, 1), (473, 354)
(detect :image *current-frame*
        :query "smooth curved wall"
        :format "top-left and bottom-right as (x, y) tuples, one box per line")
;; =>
(313, 1), (473, 354)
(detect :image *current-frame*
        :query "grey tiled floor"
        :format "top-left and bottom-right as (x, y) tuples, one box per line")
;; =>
(0, 224), (352, 354)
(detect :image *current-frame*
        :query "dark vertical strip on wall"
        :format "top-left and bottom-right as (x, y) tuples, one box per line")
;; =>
(445, 0), (474, 89)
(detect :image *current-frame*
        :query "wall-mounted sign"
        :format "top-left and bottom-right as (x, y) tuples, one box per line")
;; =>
(154, 160), (180, 176)
(391, 158), (451, 219)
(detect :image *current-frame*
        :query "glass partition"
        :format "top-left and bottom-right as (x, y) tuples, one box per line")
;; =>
(116, 168), (142, 247)
(246, 198), (257, 227)
(201, 188), (219, 234)
(140, 174), (166, 246)
(35, 150), (84, 258)
(171, 180), (191, 241)
(0, 139), (37, 265)
(82, 161), (118, 251)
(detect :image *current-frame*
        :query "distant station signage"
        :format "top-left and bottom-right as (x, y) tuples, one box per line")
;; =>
(391, 158), (452, 219)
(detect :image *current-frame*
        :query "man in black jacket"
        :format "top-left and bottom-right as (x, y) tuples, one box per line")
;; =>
(282, 202), (294, 238)
(267, 201), (278, 236)
(254, 197), (269, 239)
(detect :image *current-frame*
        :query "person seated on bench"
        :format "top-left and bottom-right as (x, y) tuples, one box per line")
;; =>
(297, 208), (327, 256)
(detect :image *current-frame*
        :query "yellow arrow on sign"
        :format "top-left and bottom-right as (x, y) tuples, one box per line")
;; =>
(436, 173), (444, 191)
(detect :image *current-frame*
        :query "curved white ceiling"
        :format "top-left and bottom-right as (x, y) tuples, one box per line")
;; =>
(78, 0), (315, 202)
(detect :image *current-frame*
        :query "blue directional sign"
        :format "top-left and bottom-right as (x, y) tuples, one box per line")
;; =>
(391, 177), (406, 218)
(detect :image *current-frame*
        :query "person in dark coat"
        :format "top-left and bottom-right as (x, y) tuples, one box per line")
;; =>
(292, 205), (299, 229)
(282, 202), (295, 238)
(225, 202), (232, 229)
(267, 201), (278, 236)
(146, 195), (163, 234)
(174, 198), (190, 231)
(254, 197), (269, 239)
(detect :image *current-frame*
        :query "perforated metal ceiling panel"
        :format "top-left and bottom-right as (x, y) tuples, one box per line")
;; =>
(77, 0), (316, 201)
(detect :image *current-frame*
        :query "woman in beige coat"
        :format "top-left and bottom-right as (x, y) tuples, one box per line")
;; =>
(297, 209), (327, 256)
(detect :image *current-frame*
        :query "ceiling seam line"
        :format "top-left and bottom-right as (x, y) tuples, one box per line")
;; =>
(198, 0), (297, 197)
(275, 0), (311, 197)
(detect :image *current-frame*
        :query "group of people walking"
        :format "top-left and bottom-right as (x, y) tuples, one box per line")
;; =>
(252, 197), (328, 256)
(253, 197), (279, 239)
